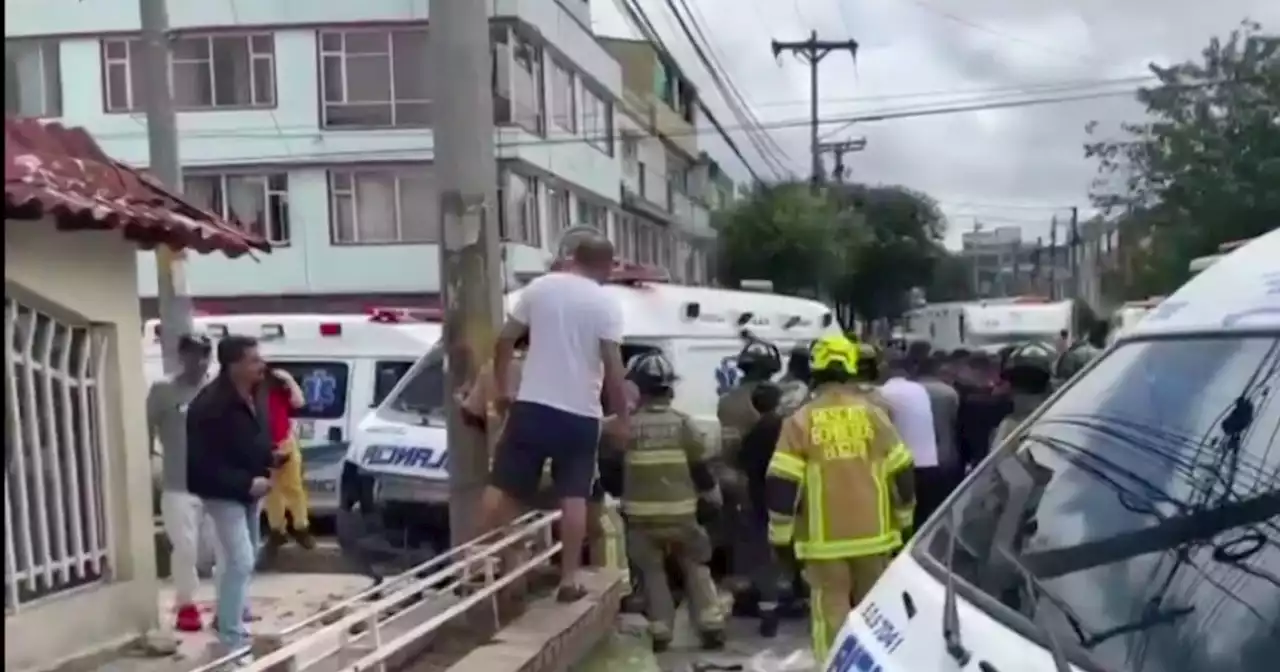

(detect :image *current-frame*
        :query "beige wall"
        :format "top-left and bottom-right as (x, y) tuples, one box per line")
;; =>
(4, 219), (159, 671)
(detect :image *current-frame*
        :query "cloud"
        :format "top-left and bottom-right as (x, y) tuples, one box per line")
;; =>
(590, 0), (1280, 248)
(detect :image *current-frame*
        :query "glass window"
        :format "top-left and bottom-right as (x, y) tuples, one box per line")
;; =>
(5, 40), (62, 117)
(184, 173), (291, 245)
(550, 59), (576, 133)
(918, 334), (1280, 672)
(373, 360), (415, 407)
(328, 168), (437, 244)
(268, 361), (351, 420)
(101, 34), (274, 112)
(581, 86), (612, 155)
(380, 344), (447, 425)
(318, 29), (430, 128)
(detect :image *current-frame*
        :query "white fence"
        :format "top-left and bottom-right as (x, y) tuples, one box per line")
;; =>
(193, 509), (562, 672)
(4, 297), (114, 613)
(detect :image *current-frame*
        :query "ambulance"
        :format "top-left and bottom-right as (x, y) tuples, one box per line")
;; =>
(826, 228), (1279, 672)
(905, 297), (1079, 353)
(143, 309), (442, 517)
(340, 263), (842, 544)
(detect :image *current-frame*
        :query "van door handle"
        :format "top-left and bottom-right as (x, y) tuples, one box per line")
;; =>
(327, 426), (343, 442)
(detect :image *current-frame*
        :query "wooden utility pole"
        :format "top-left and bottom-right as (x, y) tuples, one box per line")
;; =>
(771, 31), (859, 191)
(139, 0), (194, 374)
(430, 0), (504, 547)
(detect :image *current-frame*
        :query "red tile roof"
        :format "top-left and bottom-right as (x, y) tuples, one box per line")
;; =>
(4, 117), (270, 257)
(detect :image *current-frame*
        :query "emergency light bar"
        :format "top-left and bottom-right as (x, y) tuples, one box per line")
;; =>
(366, 306), (444, 323)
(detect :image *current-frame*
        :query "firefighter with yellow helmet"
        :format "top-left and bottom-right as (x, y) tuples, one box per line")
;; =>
(764, 334), (916, 662)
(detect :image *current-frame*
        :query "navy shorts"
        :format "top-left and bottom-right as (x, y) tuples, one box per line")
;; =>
(491, 401), (601, 503)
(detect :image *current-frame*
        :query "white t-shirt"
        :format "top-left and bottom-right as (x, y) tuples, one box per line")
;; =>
(878, 377), (939, 468)
(511, 272), (623, 418)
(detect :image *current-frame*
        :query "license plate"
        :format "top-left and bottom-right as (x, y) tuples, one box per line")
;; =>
(374, 476), (449, 504)
(295, 420), (315, 440)
(305, 478), (336, 493)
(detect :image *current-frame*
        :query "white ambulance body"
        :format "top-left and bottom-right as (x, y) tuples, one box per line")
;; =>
(143, 310), (441, 517)
(342, 267), (841, 532)
(962, 300), (1074, 351)
(825, 228), (1279, 672)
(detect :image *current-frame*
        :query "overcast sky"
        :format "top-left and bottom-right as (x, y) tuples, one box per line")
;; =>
(590, 0), (1278, 249)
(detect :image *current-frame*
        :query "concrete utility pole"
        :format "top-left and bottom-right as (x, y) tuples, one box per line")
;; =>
(771, 31), (858, 191)
(139, 0), (194, 375)
(817, 137), (867, 183)
(430, 0), (504, 547)
(1068, 206), (1080, 300)
(1048, 216), (1059, 301)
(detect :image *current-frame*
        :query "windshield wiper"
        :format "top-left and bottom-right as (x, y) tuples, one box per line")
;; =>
(940, 508), (973, 666)
(995, 545), (1073, 672)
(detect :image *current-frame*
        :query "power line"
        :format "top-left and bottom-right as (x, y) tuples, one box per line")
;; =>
(898, 0), (1100, 64)
(739, 74), (1158, 109)
(615, 0), (765, 182)
(131, 83), (1172, 166)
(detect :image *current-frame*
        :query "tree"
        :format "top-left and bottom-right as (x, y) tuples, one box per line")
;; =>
(827, 184), (948, 324)
(713, 182), (858, 296)
(1085, 21), (1280, 295)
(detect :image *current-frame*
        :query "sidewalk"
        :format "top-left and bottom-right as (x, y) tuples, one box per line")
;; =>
(86, 573), (372, 672)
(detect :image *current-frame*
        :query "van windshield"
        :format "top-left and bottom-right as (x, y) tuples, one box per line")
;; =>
(380, 342), (447, 425)
(917, 333), (1280, 672)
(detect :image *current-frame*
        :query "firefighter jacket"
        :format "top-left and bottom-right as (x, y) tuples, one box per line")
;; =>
(623, 400), (718, 525)
(717, 381), (762, 468)
(764, 384), (915, 560)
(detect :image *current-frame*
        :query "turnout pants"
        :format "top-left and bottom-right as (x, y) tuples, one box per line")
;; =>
(265, 435), (309, 532)
(805, 554), (891, 663)
(627, 519), (724, 641)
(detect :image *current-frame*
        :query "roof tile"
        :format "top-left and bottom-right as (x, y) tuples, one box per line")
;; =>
(4, 116), (270, 257)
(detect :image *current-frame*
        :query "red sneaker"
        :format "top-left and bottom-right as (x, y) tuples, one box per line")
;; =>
(175, 604), (203, 632)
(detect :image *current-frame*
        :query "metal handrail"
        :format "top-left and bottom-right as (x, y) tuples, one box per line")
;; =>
(186, 509), (555, 672)
(225, 510), (561, 672)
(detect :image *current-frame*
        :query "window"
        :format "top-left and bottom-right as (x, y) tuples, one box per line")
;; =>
(492, 27), (544, 135)
(576, 200), (607, 231)
(581, 87), (612, 155)
(380, 343), (447, 425)
(373, 360), (416, 407)
(550, 60), (576, 133)
(329, 169), (437, 244)
(622, 135), (638, 161)
(5, 40), (61, 117)
(184, 173), (290, 244)
(319, 29), (430, 128)
(500, 171), (542, 247)
(268, 362), (350, 420)
(101, 34), (274, 112)
(546, 186), (570, 239)
(920, 335), (1280, 672)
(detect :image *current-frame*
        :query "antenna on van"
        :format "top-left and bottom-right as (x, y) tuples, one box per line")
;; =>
(739, 279), (774, 293)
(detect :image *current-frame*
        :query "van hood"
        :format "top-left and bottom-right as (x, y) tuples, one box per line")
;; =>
(348, 414), (449, 481)
(828, 555), (1084, 672)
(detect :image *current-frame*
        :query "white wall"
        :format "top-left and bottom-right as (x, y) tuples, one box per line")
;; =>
(9, 0), (627, 298)
(4, 221), (158, 671)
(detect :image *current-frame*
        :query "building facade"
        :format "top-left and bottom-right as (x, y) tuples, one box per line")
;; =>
(5, 0), (717, 313)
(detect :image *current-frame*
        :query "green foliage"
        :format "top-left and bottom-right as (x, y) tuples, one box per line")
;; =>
(713, 180), (953, 325)
(1086, 21), (1280, 296)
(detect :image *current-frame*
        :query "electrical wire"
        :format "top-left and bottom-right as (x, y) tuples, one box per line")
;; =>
(897, 0), (1100, 64)
(742, 74), (1159, 109)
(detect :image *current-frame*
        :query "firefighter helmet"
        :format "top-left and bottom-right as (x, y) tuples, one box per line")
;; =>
(737, 339), (782, 378)
(809, 334), (860, 376)
(626, 350), (678, 393)
(1001, 341), (1056, 392)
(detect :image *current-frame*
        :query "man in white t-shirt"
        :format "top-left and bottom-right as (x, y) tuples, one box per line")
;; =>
(482, 234), (630, 602)
(877, 359), (940, 531)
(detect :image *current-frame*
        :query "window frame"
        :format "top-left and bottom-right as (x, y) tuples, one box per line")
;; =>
(499, 170), (543, 248)
(550, 58), (577, 134)
(317, 27), (431, 130)
(183, 172), (292, 246)
(5, 39), (62, 118)
(580, 85), (613, 156)
(100, 33), (276, 113)
(327, 167), (438, 245)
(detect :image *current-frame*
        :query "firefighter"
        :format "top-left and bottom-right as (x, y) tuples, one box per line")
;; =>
(992, 341), (1057, 449)
(1052, 339), (1102, 388)
(716, 339), (782, 590)
(622, 351), (725, 652)
(765, 334), (916, 663)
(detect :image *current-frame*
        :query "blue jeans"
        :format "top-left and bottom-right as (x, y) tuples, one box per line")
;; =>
(205, 499), (260, 649)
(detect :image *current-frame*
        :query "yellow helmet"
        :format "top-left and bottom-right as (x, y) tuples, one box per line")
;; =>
(809, 334), (860, 376)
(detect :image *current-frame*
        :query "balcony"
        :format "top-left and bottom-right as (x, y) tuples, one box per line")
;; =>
(652, 101), (698, 158)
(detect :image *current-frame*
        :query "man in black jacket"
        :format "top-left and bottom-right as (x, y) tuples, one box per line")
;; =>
(736, 382), (786, 637)
(186, 335), (275, 652)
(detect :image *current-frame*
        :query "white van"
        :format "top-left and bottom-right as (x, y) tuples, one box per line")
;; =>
(143, 310), (442, 517)
(826, 229), (1280, 672)
(340, 271), (842, 540)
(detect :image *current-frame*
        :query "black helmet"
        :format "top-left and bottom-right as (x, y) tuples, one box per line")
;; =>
(737, 339), (781, 379)
(1001, 341), (1056, 392)
(786, 342), (811, 381)
(1054, 341), (1101, 381)
(626, 350), (678, 393)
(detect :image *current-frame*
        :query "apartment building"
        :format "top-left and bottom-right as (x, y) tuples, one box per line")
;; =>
(5, 0), (718, 313)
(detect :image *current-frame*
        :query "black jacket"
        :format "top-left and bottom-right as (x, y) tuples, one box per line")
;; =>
(185, 377), (275, 504)
(739, 412), (784, 522)
(954, 382), (1013, 469)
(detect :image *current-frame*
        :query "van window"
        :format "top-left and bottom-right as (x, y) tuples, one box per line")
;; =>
(382, 344), (447, 424)
(918, 334), (1280, 672)
(270, 361), (350, 420)
(373, 360), (415, 406)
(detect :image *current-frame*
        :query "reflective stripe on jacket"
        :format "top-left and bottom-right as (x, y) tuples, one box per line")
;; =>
(765, 384), (914, 560)
(622, 402), (710, 524)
